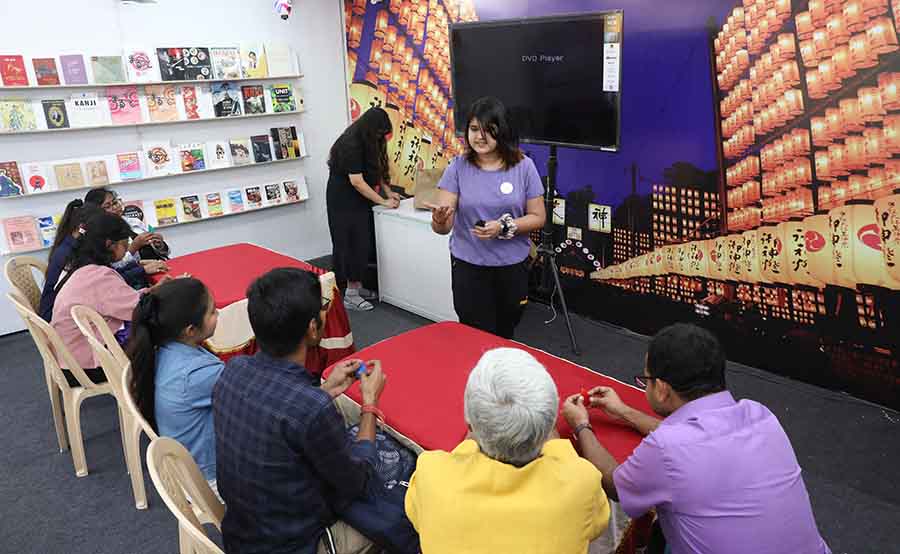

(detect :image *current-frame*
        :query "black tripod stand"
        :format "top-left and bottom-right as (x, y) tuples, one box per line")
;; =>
(534, 145), (580, 355)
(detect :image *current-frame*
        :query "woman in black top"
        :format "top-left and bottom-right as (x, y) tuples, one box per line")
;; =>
(327, 107), (400, 311)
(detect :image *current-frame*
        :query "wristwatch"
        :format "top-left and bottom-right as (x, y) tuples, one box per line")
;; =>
(572, 422), (593, 440)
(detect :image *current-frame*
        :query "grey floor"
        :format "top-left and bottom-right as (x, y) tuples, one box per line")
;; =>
(1, 301), (898, 553)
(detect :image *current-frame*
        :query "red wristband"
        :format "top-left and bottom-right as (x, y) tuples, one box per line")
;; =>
(361, 404), (385, 422)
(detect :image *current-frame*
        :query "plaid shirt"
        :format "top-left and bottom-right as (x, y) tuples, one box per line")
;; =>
(213, 351), (377, 554)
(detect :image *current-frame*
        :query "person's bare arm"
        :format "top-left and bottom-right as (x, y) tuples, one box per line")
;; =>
(562, 394), (621, 501)
(589, 386), (661, 436)
(429, 189), (459, 235)
(349, 173), (398, 208)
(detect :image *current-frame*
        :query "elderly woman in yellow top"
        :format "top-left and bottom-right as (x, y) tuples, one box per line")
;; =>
(405, 347), (610, 553)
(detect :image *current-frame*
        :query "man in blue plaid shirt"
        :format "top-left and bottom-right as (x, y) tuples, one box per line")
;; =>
(213, 268), (418, 554)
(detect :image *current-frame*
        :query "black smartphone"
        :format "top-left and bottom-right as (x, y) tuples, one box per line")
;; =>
(475, 219), (486, 228)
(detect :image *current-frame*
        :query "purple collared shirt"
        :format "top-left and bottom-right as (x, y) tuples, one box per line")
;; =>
(613, 391), (830, 554)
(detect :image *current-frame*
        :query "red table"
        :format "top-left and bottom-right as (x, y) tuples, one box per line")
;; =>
(326, 322), (653, 463)
(150, 243), (354, 373)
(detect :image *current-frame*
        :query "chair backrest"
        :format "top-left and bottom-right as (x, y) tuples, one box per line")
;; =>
(6, 291), (96, 390)
(121, 363), (159, 441)
(70, 305), (130, 400)
(147, 437), (225, 554)
(205, 298), (253, 353)
(4, 256), (48, 313)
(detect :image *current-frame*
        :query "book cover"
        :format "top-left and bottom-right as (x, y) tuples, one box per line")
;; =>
(53, 161), (85, 189)
(296, 129), (308, 157)
(106, 86), (142, 125)
(0, 161), (24, 197)
(282, 179), (300, 202)
(241, 85), (266, 114)
(205, 192), (224, 217)
(270, 83), (296, 113)
(157, 48), (211, 81)
(180, 194), (202, 221)
(116, 152), (142, 180)
(270, 127), (286, 160)
(122, 199), (146, 224)
(251, 135), (272, 163)
(178, 143), (206, 172)
(0, 99), (37, 132)
(3, 216), (40, 253)
(264, 183), (282, 205)
(212, 83), (242, 117)
(21, 162), (54, 194)
(36, 215), (57, 247)
(0, 55), (29, 86)
(294, 176), (309, 200)
(41, 99), (69, 129)
(142, 143), (178, 177)
(84, 160), (110, 186)
(180, 84), (213, 119)
(69, 92), (104, 127)
(229, 138), (253, 166)
(59, 54), (88, 85)
(227, 189), (245, 212)
(244, 185), (263, 208)
(145, 84), (179, 122)
(265, 43), (294, 76)
(210, 47), (241, 79)
(32, 57), (61, 86)
(91, 55), (126, 84)
(239, 42), (268, 78)
(124, 48), (160, 83)
(154, 198), (178, 225)
(205, 140), (231, 169)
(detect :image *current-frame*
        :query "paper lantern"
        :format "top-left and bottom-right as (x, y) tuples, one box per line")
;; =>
(867, 16), (900, 54)
(351, 0), (367, 15)
(348, 15), (364, 48)
(374, 9), (390, 38)
(806, 69), (826, 99)
(884, 114), (900, 154)
(845, 134), (868, 170)
(799, 39), (819, 67)
(859, 86), (887, 122)
(804, 212), (838, 286)
(759, 223), (789, 283)
(838, 199), (900, 288)
(865, 127), (890, 164)
(849, 173), (869, 199)
(820, 184), (834, 209)
(863, 0), (890, 17)
(686, 241), (710, 277)
(384, 26), (399, 52)
(785, 89), (805, 115)
(874, 191), (900, 282)
(826, 107), (848, 139)
(813, 28), (834, 58)
(829, 143), (850, 176)
(818, 60), (841, 92)
(368, 38), (385, 68)
(844, 1), (867, 33)
(827, 13), (852, 46)
(710, 235), (729, 280)
(796, 158), (813, 186)
(780, 218), (825, 287)
(815, 149), (833, 180)
(742, 229), (764, 282)
(796, 11), (815, 39)
(809, 0), (828, 25)
(725, 234), (745, 281)
(832, 45), (855, 79)
(849, 32), (879, 69)
(810, 116), (830, 146)
(879, 72), (900, 110)
(839, 97), (866, 133)
(868, 166), (889, 197)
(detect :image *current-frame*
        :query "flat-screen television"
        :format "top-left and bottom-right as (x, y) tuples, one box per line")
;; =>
(450, 12), (623, 151)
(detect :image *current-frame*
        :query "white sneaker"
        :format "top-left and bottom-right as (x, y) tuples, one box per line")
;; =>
(344, 294), (374, 311)
(358, 287), (378, 301)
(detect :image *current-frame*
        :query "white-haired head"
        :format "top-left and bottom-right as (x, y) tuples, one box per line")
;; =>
(464, 348), (559, 466)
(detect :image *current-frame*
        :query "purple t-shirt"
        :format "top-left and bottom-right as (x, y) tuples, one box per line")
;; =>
(438, 155), (544, 267)
(613, 392), (830, 554)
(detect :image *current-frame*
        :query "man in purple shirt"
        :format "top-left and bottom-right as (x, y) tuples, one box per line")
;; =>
(562, 323), (830, 554)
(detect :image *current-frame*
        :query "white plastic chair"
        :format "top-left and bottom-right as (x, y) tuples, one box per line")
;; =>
(4, 255), (47, 313)
(146, 437), (225, 554)
(204, 299), (253, 355)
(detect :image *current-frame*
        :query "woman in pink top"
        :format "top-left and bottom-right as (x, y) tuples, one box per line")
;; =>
(52, 212), (170, 387)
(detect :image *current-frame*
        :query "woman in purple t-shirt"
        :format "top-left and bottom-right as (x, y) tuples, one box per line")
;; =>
(430, 97), (546, 338)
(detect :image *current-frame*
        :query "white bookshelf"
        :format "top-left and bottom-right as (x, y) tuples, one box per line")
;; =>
(0, 74), (304, 92)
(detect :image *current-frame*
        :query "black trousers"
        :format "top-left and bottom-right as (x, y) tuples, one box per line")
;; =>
(327, 207), (374, 285)
(451, 256), (529, 339)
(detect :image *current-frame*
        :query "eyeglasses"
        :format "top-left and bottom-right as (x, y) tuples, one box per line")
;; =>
(633, 374), (661, 389)
(102, 196), (123, 210)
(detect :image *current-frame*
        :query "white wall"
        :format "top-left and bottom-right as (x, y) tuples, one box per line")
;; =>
(0, 0), (350, 335)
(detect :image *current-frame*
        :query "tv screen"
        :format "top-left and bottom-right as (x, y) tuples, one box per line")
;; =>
(450, 12), (623, 151)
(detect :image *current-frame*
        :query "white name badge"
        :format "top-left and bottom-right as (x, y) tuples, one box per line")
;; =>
(500, 182), (514, 194)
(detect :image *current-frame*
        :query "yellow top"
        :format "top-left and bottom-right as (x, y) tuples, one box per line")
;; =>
(405, 439), (610, 554)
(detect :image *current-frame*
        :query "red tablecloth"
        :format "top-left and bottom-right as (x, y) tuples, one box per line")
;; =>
(150, 243), (354, 372)
(326, 322), (653, 463)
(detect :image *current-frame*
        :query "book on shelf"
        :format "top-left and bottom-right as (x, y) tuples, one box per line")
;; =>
(41, 99), (70, 129)
(106, 85), (142, 125)
(59, 54), (88, 85)
(296, 176), (310, 200)
(157, 47), (212, 81)
(3, 216), (40, 253)
(116, 152), (142, 181)
(178, 143), (206, 172)
(282, 179), (300, 202)
(154, 198), (178, 225)
(32, 57), (61, 86)
(210, 47), (242, 80)
(69, 92), (105, 127)
(0, 98), (38, 132)
(205, 192), (225, 217)
(297, 129), (307, 157)
(265, 43), (295, 76)
(245, 185), (263, 209)
(157, 48), (183, 81)
(212, 83), (242, 117)
(142, 143), (179, 177)
(21, 162), (54, 194)
(239, 42), (268, 78)
(242, 85), (266, 114)
(0, 55), (29, 86)
(36, 215), (58, 247)
(180, 83), (213, 119)
(0, 161), (25, 197)
(264, 183), (283, 205)
(145, 84), (179, 122)
(53, 161), (85, 190)
(180, 194), (202, 221)
(122, 199), (147, 225)
(226, 189), (245, 212)
(90, 55), (126, 84)
(205, 140), (232, 169)
(84, 159), (110, 186)
(271, 126), (301, 160)
(270, 83), (296, 113)
(125, 47), (161, 83)
(251, 135), (273, 163)
(229, 138), (253, 166)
